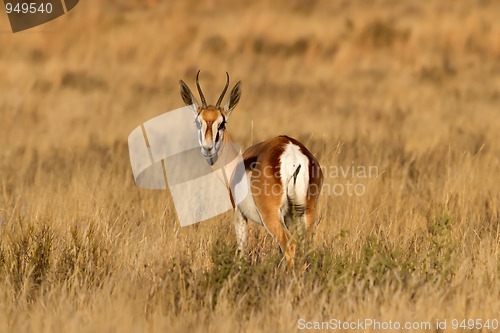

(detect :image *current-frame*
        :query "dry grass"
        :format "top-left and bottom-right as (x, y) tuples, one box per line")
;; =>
(1, 0), (500, 332)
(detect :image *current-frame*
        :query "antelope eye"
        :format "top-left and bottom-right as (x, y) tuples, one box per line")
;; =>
(218, 121), (226, 130)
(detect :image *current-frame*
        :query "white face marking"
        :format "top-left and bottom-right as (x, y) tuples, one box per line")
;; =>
(195, 111), (226, 159)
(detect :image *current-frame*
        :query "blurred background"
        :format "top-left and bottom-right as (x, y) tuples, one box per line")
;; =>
(1, 1), (500, 332)
(1, 0), (499, 152)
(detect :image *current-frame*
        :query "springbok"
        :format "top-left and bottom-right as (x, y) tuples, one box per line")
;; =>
(179, 71), (323, 266)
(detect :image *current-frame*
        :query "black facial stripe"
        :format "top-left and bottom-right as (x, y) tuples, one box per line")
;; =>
(218, 116), (226, 131)
(215, 115), (226, 143)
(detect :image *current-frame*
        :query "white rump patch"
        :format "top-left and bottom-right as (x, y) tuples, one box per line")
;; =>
(280, 143), (309, 206)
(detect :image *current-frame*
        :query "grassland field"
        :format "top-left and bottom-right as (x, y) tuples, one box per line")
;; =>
(1, 0), (500, 332)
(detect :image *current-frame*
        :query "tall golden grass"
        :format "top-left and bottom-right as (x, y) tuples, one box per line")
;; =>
(0, 0), (500, 332)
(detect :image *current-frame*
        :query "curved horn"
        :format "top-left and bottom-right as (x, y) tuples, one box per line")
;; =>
(196, 70), (207, 108)
(216, 72), (230, 108)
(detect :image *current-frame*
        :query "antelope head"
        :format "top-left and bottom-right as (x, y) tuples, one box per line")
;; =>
(179, 71), (241, 162)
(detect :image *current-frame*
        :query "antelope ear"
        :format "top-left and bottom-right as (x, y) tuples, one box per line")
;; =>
(224, 81), (241, 117)
(179, 80), (199, 116)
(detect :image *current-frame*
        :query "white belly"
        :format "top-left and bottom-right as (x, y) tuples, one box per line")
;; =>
(236, 171), (263, 225)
